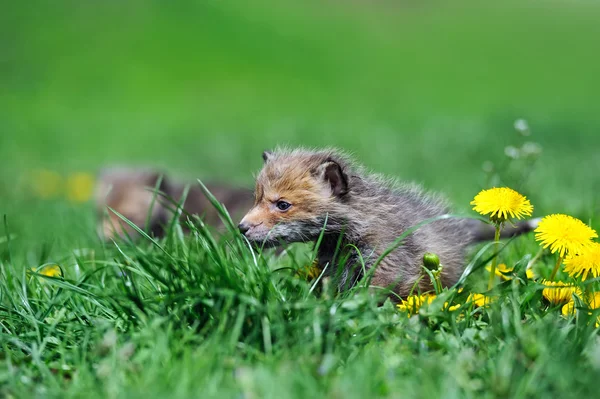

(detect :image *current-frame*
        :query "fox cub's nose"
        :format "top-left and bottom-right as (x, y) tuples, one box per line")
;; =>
(238, 222), (251, 235)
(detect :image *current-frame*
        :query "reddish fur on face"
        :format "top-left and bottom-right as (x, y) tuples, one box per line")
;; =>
(239, 151), (337, 243)
(244, 180), (323, 228)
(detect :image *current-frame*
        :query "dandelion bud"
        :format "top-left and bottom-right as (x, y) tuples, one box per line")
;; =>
(423, 252), (440, 270)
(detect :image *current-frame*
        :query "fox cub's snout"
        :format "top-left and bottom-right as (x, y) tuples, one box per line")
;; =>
(238, 150), (348, 246)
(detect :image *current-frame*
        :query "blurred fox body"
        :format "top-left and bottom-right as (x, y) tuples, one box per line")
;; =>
(238, 148), (538, 299)
(95, 168), (253, 241)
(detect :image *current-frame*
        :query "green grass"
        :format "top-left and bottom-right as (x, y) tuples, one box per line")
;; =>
(3, 196), (600, 398)
(2, 0), (600, 397)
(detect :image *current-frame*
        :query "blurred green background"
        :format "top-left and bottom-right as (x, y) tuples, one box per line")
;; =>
(1, 0), (599, 253)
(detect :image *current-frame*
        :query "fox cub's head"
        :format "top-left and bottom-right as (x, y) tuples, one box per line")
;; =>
(238, 149), (350, 246)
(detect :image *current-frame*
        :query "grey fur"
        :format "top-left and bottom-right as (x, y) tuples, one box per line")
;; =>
(242, 147), (537, 299)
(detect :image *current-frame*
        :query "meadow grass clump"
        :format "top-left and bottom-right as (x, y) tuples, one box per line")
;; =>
(1, 193), (408, 396)
(3, 177), (600, 398)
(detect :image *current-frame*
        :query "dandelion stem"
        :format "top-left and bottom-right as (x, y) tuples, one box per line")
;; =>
(487, 224), (502, 290)
(549, 255), (564, 281)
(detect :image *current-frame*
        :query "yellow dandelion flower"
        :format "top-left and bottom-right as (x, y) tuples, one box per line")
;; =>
(30, 169), (62, 199)
(41, 264), (62, 277)
(296, 260), (322, 280)
(561, 293), (600, 327)
(563, 242), (600, 281)
(588, 292), (600, 309)
(445, 303), (461, 312)
(541, 280), (581, 305)
(485, 263), (514, 280)
(66, 172), (95, 203)
(397, 294), (435, 317)
(562, 301), (575, 317)
(30, 264), (63, 279)
(467, 293), (494, 307)
(470, 187), (533, 223)
(588, 294), (600, 328)
(526, 267), (537, 280)
(534, 214), (597, 257)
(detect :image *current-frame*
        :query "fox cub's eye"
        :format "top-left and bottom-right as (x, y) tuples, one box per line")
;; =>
(276, 201), (292, 211)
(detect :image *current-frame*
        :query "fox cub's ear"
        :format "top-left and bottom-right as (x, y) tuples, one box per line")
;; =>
(262, 151), (274, 163)
(316, 160), (348, 197)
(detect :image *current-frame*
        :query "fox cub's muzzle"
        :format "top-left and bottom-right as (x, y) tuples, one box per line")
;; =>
(238, 222), (251, 235)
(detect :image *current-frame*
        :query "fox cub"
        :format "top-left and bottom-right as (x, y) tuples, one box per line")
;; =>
(95, 167), (253, 241)
(238, 148), (537, 298)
